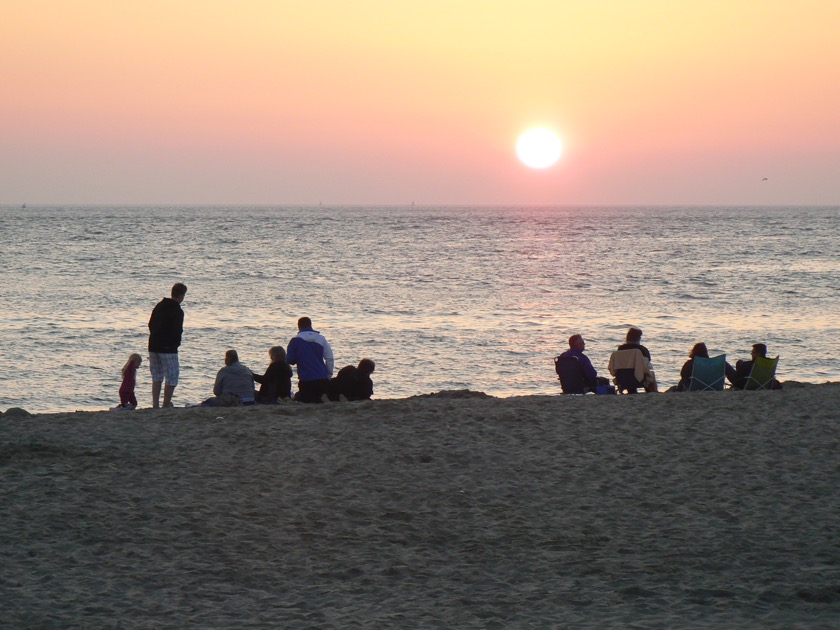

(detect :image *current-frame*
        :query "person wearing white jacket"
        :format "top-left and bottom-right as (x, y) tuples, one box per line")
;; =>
(286, 317), (334, 403)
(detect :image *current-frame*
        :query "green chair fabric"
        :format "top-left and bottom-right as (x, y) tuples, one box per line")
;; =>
(743, 355), (779, 390)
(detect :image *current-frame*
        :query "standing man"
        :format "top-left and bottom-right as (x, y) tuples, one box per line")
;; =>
(286, 316), (334, 403)
(148, 282), (187, 408)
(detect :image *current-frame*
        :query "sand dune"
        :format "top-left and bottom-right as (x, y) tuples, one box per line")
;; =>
(3, 383), (840, 627)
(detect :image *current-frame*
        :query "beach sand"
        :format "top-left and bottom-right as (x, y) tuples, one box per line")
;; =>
(3, 383), (840, 627)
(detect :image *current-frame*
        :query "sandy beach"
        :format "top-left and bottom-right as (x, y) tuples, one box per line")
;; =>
(3, 383), (839, 627)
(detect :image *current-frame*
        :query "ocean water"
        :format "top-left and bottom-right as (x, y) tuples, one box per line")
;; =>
(1, 205), (838, 413)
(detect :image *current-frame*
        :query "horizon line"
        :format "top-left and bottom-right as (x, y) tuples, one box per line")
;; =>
(4, 203), (840, 209)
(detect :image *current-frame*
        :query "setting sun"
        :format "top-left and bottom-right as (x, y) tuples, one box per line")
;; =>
(516, 128), (563, 169)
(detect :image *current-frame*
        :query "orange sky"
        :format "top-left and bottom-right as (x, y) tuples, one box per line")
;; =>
(2, 0), (839, 204)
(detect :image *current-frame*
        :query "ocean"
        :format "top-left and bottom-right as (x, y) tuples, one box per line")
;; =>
(1, 205), (838, 414)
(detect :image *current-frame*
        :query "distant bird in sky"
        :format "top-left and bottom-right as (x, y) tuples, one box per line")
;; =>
(761, 177), (768, 181)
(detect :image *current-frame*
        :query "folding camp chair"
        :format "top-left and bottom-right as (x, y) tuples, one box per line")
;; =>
(743, 355), (779, 390)
(554, 356), (587, 395)
(608, 348), (648, 394)
(686, 354), (727, 391)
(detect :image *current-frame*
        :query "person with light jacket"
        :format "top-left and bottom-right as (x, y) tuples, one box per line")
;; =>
(286, 317), (334, 403)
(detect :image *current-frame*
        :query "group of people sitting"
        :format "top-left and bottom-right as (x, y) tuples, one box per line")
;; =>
(200, 317), (375, 407)
(555, 327), (782, 395)
(674, 341), (782, 391)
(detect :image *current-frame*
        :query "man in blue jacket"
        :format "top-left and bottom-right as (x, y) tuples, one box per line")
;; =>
(286, 317), (335, 403)
(557, 334), (600, 393)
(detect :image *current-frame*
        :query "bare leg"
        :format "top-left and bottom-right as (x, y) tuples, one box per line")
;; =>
(152, 381), (162, 408)
(163, 384), (176, 407)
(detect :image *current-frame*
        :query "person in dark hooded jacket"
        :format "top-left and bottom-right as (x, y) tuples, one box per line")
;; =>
(148, 282), (187, 408)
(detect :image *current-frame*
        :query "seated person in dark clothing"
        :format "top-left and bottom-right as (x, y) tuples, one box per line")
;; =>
(556, 334), (600, 393)
(676, 342), (737, 391)
(617, 326), (657, 392)
(730, 343), (782, 390)
(252, 345), (293, 403)
(328, 358), (376, 401)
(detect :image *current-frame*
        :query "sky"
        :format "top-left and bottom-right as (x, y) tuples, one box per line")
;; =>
(2, 0), (839, 206)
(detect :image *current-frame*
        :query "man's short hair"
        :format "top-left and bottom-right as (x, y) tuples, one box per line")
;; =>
(358, 358), (375, 374)
(568, 334), (583, 348)
(752, 343), (767, 357)
(171, 282), (188, 299)
(225, 349), (239, 365)
(297, 317), (312, 330)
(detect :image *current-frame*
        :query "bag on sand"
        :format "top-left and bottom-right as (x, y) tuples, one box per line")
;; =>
(595, 377), (615, 395)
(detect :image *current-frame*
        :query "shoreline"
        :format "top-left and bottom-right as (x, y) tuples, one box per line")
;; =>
(2, 379), (837, 419)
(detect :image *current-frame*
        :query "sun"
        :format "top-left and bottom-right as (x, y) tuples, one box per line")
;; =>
(516, 128), (563, 169)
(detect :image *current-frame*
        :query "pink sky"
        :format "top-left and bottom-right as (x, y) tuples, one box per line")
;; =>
(2, 1), (839, 205)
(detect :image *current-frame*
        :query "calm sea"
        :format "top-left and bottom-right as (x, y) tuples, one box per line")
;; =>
(1, 205), (838, 413)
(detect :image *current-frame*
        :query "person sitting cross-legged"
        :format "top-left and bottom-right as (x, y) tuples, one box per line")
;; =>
(200, 349), (256, 407)
(252, 345), (293, 403)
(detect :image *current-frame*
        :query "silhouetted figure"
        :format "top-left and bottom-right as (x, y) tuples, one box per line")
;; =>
(328, 359), (376, 401)
(253, 345), (293, 403)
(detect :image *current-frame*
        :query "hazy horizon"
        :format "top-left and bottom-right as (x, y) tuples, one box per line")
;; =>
(6, 203), (840, 210)
(3, 1), (839, 206)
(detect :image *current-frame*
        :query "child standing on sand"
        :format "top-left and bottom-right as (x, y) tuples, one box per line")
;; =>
(117, 353), (142, 410)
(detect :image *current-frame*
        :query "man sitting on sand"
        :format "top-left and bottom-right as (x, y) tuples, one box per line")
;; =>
(328, 359), (376, 402)
(730, 343), (782, 390)
(201, 349), (256, 406)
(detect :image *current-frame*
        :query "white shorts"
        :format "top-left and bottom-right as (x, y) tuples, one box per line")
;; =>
(149, 352), (180, 387)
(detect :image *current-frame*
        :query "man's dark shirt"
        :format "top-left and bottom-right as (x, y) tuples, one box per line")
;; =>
(148, 297), (184, 353)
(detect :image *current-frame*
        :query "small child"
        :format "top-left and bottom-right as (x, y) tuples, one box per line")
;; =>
(118, 353), (142, 410)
